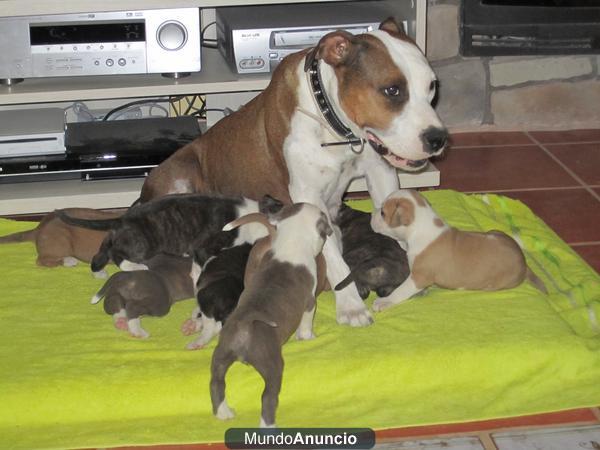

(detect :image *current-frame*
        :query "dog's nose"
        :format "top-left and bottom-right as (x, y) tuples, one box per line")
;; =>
(421, 127), (448, 153)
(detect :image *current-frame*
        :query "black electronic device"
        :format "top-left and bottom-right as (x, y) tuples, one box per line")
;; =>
(0, 116), (200, 183)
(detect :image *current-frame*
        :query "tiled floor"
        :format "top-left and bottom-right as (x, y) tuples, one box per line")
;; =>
(431, 129), (600, 275)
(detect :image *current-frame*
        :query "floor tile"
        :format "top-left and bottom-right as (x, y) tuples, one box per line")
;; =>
(545, 143), (600, 185)
(449, 132), (532, 147)
(493, 425), (600, 450)
(500, 189), (600, 244)
(433, 146), (578, 192)
(529, 129), (600, 144)
(572, 245), (600, 275)
(375, 436), (485, 450)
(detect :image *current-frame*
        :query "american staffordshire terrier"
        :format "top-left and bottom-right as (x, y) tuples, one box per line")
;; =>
(370, 190), (547, 311)
(56, 194), (272, 273)
(334, 204), (409, 299)
(138, 18), (447, 327)
(209, 203), (332, 428)
(91, 254), (194, 338)
(0, 208), (122, 277)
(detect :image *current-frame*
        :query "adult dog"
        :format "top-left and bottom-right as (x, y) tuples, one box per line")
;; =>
(139, 18), (447, 326)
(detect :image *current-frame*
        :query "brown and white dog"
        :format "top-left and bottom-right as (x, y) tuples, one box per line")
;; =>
(370, 190), (547, 311)
(0, 208), (121, 277)
(209, 203), (332, 428)
(139, 19), (447, 327)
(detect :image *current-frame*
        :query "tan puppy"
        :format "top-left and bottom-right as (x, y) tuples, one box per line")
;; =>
(0, 208), (122, 276)
(370, 189), (546, 311)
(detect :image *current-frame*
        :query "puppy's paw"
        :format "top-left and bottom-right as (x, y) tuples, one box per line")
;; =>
(185, 338), (206, 350)
(129, 328), (150, 339)
(216, 401), (235, 420)
(259, 417), (276, 429)
(372, 297), (395, 312)
(119, 260), (149, 271)
(181, 318), (202, 336)
(296, 329), (316, 341)
(62, 256), (78, 267)
(114, 317), (128, 331)
(92, 269), (109, 279)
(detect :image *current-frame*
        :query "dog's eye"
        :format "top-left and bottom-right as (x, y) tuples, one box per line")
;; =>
(381, 210), (386, 218)
(429, 80), (437, 92)
(383, 85), (401, 97)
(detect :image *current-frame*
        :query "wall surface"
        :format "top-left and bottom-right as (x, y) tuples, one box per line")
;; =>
(427, 0), (600, 131)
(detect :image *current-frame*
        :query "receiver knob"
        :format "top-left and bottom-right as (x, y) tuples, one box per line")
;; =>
(157, 21), (187, 51)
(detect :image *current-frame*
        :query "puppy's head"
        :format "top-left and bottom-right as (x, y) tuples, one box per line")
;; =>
(305, 18), (447, 171)
(371, 190), (425, 241)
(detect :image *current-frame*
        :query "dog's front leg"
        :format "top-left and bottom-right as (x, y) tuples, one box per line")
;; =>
(372, 276), (423, 312)
(361, 153), (400, 209)
(288, 186), (373, 327)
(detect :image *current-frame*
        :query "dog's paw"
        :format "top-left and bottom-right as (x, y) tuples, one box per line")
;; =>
(119, 260), (149, 271)
(259, 417), (277, 429)
(181, 318), (202, 336)
(372, 297), (395, 312)
(129, 328), (150, 339)
(336, 293), (374, 327)
(216, 401), (235, 420)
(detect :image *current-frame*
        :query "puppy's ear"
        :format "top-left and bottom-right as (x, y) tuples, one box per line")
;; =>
(379, 17), (407, 36)
(258, 194), (284, 215)
(304, 30), (357, 71)
(384, 198), (415, 228)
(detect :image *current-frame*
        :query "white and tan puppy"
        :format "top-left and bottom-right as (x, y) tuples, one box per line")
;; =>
(370, 190), (546, 311)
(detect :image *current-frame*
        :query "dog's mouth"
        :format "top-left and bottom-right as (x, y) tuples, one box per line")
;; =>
(366, 131), (428, 171)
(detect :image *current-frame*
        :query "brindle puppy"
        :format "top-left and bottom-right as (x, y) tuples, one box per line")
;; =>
(56, 194), (277, 273)
(334, 204), (409, 299)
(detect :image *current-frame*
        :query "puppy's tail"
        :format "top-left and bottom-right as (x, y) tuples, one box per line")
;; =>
(334, 271), (357, 292)
(223, 213), (276, 240)
(55, 209), (122, 231)
(91, 276), (114, 304)
(0, 227), (38, 244)
(526, 267), (548, 294)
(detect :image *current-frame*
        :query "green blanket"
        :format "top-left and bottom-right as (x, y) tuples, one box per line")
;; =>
(0, 190), (599, 450)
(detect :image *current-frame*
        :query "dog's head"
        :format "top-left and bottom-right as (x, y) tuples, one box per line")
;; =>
(371, 189), (436, 242)
(305, 18), (447, 171)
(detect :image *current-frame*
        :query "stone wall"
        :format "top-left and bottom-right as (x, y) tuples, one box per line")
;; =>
(427, 0), (600, 131)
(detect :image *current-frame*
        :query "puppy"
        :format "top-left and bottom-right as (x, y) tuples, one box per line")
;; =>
(183, 242), (252, 350)
(56, 193), (275, 273)
(209, 203), (332, 428)
(370, 189), (547, 311)
(0, 208), (122, 276)
(334, 204), (410, 299)
(91, 254), (194, 338)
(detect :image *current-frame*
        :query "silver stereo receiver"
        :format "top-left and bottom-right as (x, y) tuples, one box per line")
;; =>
(216, 3), (392, 74)
(0, 8), (201, 83)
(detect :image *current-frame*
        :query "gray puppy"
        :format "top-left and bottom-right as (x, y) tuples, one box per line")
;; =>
(91, 254), (194, 338)
(210, 203), (332, 428)
(334, 204), (410, 299)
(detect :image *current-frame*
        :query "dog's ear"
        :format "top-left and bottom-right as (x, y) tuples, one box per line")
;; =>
(384, 198), (415, 228)
(304, 30), (356, 72)
(379, 17), (407, 36)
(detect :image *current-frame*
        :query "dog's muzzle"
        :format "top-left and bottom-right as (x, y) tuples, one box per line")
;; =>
(366, 131), (429, 171)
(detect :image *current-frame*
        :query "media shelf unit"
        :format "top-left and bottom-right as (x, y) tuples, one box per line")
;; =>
(0, 0), (432, 216)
